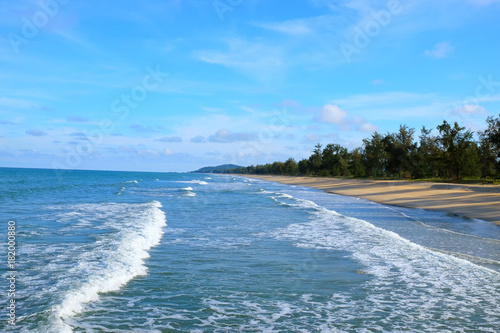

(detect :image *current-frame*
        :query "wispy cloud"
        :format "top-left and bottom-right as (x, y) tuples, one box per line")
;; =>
(424, 42), (454, 59)
(253, 19), (313, 35)
(26, 129), (47, 137)
(155, 136), (182, 143)
(0, 97), (34, 109)
(194, 38), (285, 81)
(208, 129), (257, 143)
(358, 122), (379, 132)
(453, 104), (488, 117)
(332, 92), (435, 110)
(52, 29), (97, 51)
(67, 115), (89, 122)
(190, 135), (206, 143)
(130, 125), (163, 133)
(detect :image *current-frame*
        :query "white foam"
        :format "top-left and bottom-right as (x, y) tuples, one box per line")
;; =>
(181, 187), (193, 191)
(265, 193), (500, 330)
(49, 201), (167, 331)
(176, 180), (208, 185)
(123, 180), (138, 184)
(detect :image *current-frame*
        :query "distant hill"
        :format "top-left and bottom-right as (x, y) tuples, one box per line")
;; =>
(190, 164), (243, 173)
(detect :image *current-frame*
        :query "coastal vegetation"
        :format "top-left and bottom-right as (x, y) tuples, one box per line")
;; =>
(191, 164), (243, 173)
(216, 115), (500, 181)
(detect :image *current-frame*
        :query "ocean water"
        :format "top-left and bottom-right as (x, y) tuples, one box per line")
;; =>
(0, 168), (499, 332)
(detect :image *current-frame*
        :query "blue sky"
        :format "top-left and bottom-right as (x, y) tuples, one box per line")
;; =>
(1, 0), (500, 172)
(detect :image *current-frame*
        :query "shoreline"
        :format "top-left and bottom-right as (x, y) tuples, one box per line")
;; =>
(238, 175), (500, 226)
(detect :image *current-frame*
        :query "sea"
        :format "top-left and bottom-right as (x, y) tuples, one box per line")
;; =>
(0, 167), (499, 332)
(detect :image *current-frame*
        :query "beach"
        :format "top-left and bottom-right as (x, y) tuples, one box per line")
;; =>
(241, 175), (500, 226)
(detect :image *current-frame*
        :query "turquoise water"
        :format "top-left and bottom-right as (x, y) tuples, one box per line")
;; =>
(0, 168), (499, 332)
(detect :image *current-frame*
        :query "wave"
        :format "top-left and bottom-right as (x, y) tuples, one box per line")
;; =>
(49, 201), (167, 332)
(176, 180), (208, 185)
(264, 192), (500, 330)
(178, 186), (196, 196)
(266, 191), (327, 211)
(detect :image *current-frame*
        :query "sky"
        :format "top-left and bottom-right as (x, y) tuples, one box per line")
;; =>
(1, 0), (500, 172)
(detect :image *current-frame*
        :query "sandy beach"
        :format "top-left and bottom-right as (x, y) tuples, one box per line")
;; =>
(241, 175), (500, 226)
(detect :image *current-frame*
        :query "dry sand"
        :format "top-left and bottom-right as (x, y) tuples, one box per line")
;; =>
(241, 175), (500, 226)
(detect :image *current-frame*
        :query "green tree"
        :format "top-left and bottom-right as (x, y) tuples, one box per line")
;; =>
(437, 120), (479, 179)
(349, 148), (366, 177)
(363, 132), (388, 177)
(283, 158), (299, 175)
(271, 162), (285, 175)
(394, 125), (416, 178)
(484, 114), (500, 147)
(481, 114), (500, 176)
(413, 126), (441, 178)
(298, 158), (310, 175)
(321, 143), (350, 176)
(382, 125), (416, 178)
(309, 143), (323, 175)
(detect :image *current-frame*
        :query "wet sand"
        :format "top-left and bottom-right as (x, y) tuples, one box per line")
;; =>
(241, 175), (500, 226)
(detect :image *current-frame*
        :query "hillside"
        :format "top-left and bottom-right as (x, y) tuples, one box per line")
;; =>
(190, 164), (243, 173)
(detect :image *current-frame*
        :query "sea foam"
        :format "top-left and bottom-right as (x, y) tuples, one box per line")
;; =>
(49, 201), (166, 332)
(177, 180), (208, 185)
(264, 192), (500, 331)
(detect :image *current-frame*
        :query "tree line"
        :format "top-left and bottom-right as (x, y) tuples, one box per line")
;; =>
(218, 115), (500, 180)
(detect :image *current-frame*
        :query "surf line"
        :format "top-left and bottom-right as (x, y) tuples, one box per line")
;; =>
(51, 201), (167, 331)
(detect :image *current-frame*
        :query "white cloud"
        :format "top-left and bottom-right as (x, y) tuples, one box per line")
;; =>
(447, 104), (489, 122)
(67, 115), (89, 123)
(424, 42), (454, 59)
(333, 92), (434, 109)
(26, 129), (47, 137)
(137, 149), (159, 158)
(208, 129), (257, 143)
(459, 104), (488, 114)
(202, 107), (225, 113)
(318, 104), (347, 124)
(130, 125), (164, 133)
(190, 135), (206, 143)
(156, 136), (183, 143)
(194, 38), (285, 81)
(330, 92), (443, 121)
(358, 122), (379, 132)
(253, 19), (312, 35)
(0, 97), (34, 109)
(303, 134), (322, 143)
